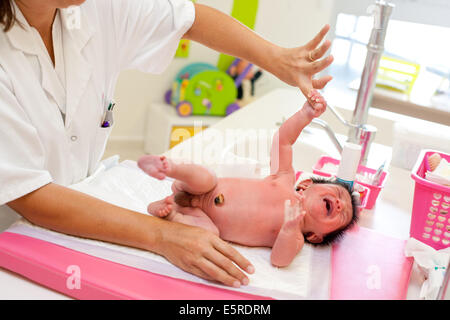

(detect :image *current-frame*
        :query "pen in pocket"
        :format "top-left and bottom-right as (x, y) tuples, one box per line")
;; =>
(101, 100), (115, 128)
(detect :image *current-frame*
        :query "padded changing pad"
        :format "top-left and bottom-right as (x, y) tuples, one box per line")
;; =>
(1, 160), (330, 300)
(331, 226), (414, 300)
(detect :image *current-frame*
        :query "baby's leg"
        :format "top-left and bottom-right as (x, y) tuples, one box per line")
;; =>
(148, 198), (219, 235)
(147, 195), (175, 218)
(138, 155), (217, 195)
(147, 194), (219, 234)
(167, 206), (220, 236)
(140, 155), (219, 233)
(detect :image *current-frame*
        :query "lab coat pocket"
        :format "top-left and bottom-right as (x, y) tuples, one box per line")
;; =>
(90, 125), (114, 175)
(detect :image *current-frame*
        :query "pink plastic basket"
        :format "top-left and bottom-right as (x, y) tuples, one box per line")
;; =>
(313, 156), (388, 210)
(410, 149), (450, 250)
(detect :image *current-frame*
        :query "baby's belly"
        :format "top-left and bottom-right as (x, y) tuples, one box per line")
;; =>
(202, 178), (287, 247)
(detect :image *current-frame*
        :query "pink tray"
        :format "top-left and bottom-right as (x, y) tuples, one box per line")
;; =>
(0, 232), (270, 300)
(331, 226), (413, 300)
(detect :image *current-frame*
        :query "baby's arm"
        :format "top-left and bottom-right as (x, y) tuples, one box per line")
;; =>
(270, 199), (306, 267)
(270, 91), (327, 176)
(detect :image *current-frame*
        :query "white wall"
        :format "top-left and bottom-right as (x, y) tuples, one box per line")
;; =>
(110, 0), (334, 141)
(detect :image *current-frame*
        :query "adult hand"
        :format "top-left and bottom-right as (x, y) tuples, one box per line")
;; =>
(185, 5), (333, 102)
(156, 220), (255, 288)
(272, 24), (334, 101)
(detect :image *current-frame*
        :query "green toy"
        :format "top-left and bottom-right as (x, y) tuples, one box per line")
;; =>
(165, 63), (242, 117)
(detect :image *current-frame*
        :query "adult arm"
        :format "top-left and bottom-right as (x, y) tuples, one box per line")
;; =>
(7, 183), (254, 287)
(184, 3), (334, 100)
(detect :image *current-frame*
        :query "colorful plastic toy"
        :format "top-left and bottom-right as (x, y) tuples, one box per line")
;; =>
(228, 58), (263, 106)
(165, 61), (254, 117)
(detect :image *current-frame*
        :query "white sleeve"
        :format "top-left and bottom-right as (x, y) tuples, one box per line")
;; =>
(0, 67), (53, 205)
(101, 0), (195, 74)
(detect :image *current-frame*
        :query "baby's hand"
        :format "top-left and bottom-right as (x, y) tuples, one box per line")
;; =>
(301, 89), (327, 120)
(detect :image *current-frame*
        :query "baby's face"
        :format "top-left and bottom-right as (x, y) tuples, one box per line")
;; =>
(300, 183), (353, 237)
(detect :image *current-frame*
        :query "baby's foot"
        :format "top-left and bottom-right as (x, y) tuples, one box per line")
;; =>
(147, 196), (175, 217)
(138, 155), (172, 180)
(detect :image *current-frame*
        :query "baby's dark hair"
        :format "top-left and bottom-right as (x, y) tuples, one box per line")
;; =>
(305, 176), (359, 246)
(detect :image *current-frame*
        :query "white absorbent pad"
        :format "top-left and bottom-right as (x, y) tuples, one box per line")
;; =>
(6, 159), (331, 300)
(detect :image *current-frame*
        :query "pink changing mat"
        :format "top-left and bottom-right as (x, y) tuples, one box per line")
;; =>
(0, 225), (413, 299)
(331, 226), (413, 300)
(0, 232), (269, 300)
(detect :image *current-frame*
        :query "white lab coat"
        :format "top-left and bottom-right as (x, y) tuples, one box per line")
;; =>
(0, 0), (194, 214)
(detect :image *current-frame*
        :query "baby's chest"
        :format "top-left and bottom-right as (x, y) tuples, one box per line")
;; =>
(231, 183), (293, 219)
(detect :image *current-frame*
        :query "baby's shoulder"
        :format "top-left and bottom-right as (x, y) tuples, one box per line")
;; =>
(263, 174), (295, 191)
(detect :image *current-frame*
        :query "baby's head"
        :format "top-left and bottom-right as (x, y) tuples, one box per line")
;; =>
(295, 177), (359, 246)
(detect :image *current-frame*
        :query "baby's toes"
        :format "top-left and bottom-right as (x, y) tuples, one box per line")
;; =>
(159, 206), (171, 217)
(152, 169), (166, 180)
(164, 195), (174, 205)
(161, 157), (172, 174)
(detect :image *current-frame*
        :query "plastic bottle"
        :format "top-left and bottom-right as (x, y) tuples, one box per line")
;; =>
(336, 142), (362, 189)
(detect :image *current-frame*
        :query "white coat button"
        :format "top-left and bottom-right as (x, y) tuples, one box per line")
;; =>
(71, 135), (77, 141)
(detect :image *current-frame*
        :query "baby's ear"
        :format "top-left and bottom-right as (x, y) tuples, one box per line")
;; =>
(297, 179), (313, 191)
(305, 232), (323, 244)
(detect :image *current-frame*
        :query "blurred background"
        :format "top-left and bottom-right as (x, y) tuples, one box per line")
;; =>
(105, 0), (450, 161)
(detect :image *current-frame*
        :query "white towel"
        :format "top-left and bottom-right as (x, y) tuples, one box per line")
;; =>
(426, 158), (450, 187)
(7, 159), (323, 299)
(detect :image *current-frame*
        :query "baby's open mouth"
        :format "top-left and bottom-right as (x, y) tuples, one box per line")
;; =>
(324, 198), (332, 216)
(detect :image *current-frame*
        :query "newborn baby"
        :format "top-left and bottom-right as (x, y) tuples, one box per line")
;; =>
(138, 91), (358, 267)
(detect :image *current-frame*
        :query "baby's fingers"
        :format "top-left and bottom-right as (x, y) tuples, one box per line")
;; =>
(308, 91), (327, 114)
(313, 103), (326, 116)
(294, 204), (301, 219)
(298, 209), (307, 229)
